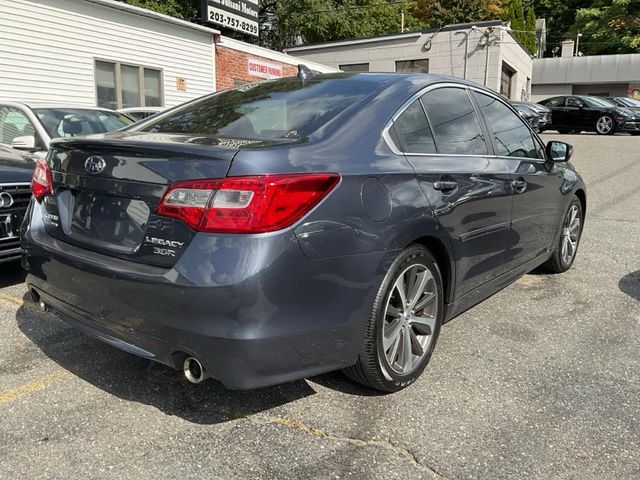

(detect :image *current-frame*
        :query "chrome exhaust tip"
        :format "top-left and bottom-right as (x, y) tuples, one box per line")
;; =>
(39, 300), (48, 312)
(183, 357), (209, 384)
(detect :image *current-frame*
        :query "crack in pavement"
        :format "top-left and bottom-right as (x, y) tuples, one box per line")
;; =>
(251, 415), (449, 479)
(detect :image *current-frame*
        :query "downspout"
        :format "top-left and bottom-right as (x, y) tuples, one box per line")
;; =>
(458, 26), (476, 80)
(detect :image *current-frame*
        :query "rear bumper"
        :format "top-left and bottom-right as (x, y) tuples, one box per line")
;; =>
(22, 201), (392, 389)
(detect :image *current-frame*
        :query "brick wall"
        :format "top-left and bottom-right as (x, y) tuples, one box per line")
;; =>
(216, 45), (297, 91)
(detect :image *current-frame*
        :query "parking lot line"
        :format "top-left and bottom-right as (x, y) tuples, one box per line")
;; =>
(0, 293), (24, 308)
(0, 371), (71, 405)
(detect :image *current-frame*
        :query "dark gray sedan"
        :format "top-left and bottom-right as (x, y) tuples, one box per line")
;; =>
(22, 73), (586, 392)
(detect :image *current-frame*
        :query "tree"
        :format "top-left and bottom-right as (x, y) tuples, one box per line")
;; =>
(262, 0), (424, 50)
(412, 0), (506, 28)
(502, 0), (537, 55)
(525, 5), (538, 53)
(122, 0), (201, 20)
(530, 0), (591, 56)
(571, 0), (640, 55)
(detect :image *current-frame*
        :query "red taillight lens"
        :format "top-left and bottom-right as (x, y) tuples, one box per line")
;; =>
(157, 173), (340, 233)
(31, 160), (53, 200)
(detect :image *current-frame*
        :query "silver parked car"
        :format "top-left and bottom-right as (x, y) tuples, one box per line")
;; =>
(0, 102), (134, 155)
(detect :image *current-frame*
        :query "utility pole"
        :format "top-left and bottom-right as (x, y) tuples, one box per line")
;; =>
(401, 10), (405, 33)
(575, 32), (582, 56)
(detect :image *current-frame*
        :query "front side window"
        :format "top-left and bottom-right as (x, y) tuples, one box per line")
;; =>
(140, 76), (382, 141)
(396, 59), (429, 73)
(95, 60), (163, 110)
(0, 106), (38, 145)
(566, 97), (584, 108)
(393, 101), (436, 153)
(473, 92), (541, 159)
(421, 88), (487, 155)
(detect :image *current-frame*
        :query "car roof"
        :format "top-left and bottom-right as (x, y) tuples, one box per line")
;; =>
(0, 101), (118, 112)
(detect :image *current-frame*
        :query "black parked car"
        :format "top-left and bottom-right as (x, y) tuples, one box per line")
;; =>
(514, 101), (552, 129)
(606, 96), (640, 117)
(0, 146), (33, 264)
(538, 95), (638, 135)
(22, 74), (586, 392)
(510, 102), (540, 132)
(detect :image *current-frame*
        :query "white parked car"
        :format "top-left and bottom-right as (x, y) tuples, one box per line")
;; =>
(0, 102), (134, 155)
(118, 107), (164, 122)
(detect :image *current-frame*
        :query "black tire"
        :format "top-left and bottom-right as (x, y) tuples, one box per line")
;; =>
(541, 195), (583, 273)
(343, 245), (444, 392)
(595, 114), (615, 135)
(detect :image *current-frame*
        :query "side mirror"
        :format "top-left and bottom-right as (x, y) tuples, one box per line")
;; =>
(546, 141), (573, 162)
(11, 135), (36, 150)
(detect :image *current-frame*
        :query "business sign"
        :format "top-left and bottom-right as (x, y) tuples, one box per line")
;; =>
(203, 0), (259, 37)
(247, 58), (283, 79)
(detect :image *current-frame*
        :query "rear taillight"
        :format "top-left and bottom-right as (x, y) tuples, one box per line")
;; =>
(157, 173), (340, 234)
(31, 160), (53, 200)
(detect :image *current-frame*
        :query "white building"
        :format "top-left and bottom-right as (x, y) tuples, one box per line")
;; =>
(531, 41), (640, 101)
(285, 21), (534, 100)
(0, 0), (220, 109)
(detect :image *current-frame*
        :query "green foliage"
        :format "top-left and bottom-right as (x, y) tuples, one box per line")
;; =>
(525, 5), (538, 53)
(502, 0), (536, 55)
(572, 0), (640, 54)
(122, 0), (201, 20)
(530, 0), (590, 55)
(261, 0), (423, 50)
(412, 0), (505, 27)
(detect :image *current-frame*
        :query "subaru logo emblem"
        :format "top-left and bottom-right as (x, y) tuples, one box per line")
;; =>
(0, 192), (14, 209)
(84, 156), (106, 175)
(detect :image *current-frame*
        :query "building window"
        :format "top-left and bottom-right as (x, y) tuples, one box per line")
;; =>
(395, 59), (429, 73)
(95, 60), (163, 110)
(500, 63), (515, 98)
(339, 63), (369, 72)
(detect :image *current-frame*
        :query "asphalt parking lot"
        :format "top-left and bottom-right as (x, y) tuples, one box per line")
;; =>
(1, 133), (639, 479)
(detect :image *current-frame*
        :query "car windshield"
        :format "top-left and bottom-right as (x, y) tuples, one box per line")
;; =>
(138, 75), (384, 140)
(34, 108), (134, 139)
(616, 97), (640, 107)
(583, 97), (616, 108)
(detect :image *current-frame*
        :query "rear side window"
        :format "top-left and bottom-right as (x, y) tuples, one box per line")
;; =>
(421, 88), (487, 155)
(140, 76), (382, 140)
(393, 101), (436, 153)
(473, 92), (541, 159)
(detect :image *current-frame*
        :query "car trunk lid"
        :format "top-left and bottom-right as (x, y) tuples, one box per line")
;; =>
(43, 132), (241, 267)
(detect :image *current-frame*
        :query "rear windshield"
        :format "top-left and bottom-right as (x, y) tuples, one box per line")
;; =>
(139, 76), (382, 140)
(34, 108), (133, 139)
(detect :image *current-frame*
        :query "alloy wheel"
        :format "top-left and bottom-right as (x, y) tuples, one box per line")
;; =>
(596, 116), (613, 134)
(561, 205), (581, 266)
(382, 264), (438, 375)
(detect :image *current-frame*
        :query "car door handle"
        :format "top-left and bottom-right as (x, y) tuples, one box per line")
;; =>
(433, 180), (458, 192)
(512, 179), (527, 193)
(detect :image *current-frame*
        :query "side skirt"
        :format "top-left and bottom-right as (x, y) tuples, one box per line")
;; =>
(443, 250), (550, 323)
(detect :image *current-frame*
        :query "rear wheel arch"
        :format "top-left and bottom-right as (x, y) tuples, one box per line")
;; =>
(410, 236), (454, 305)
